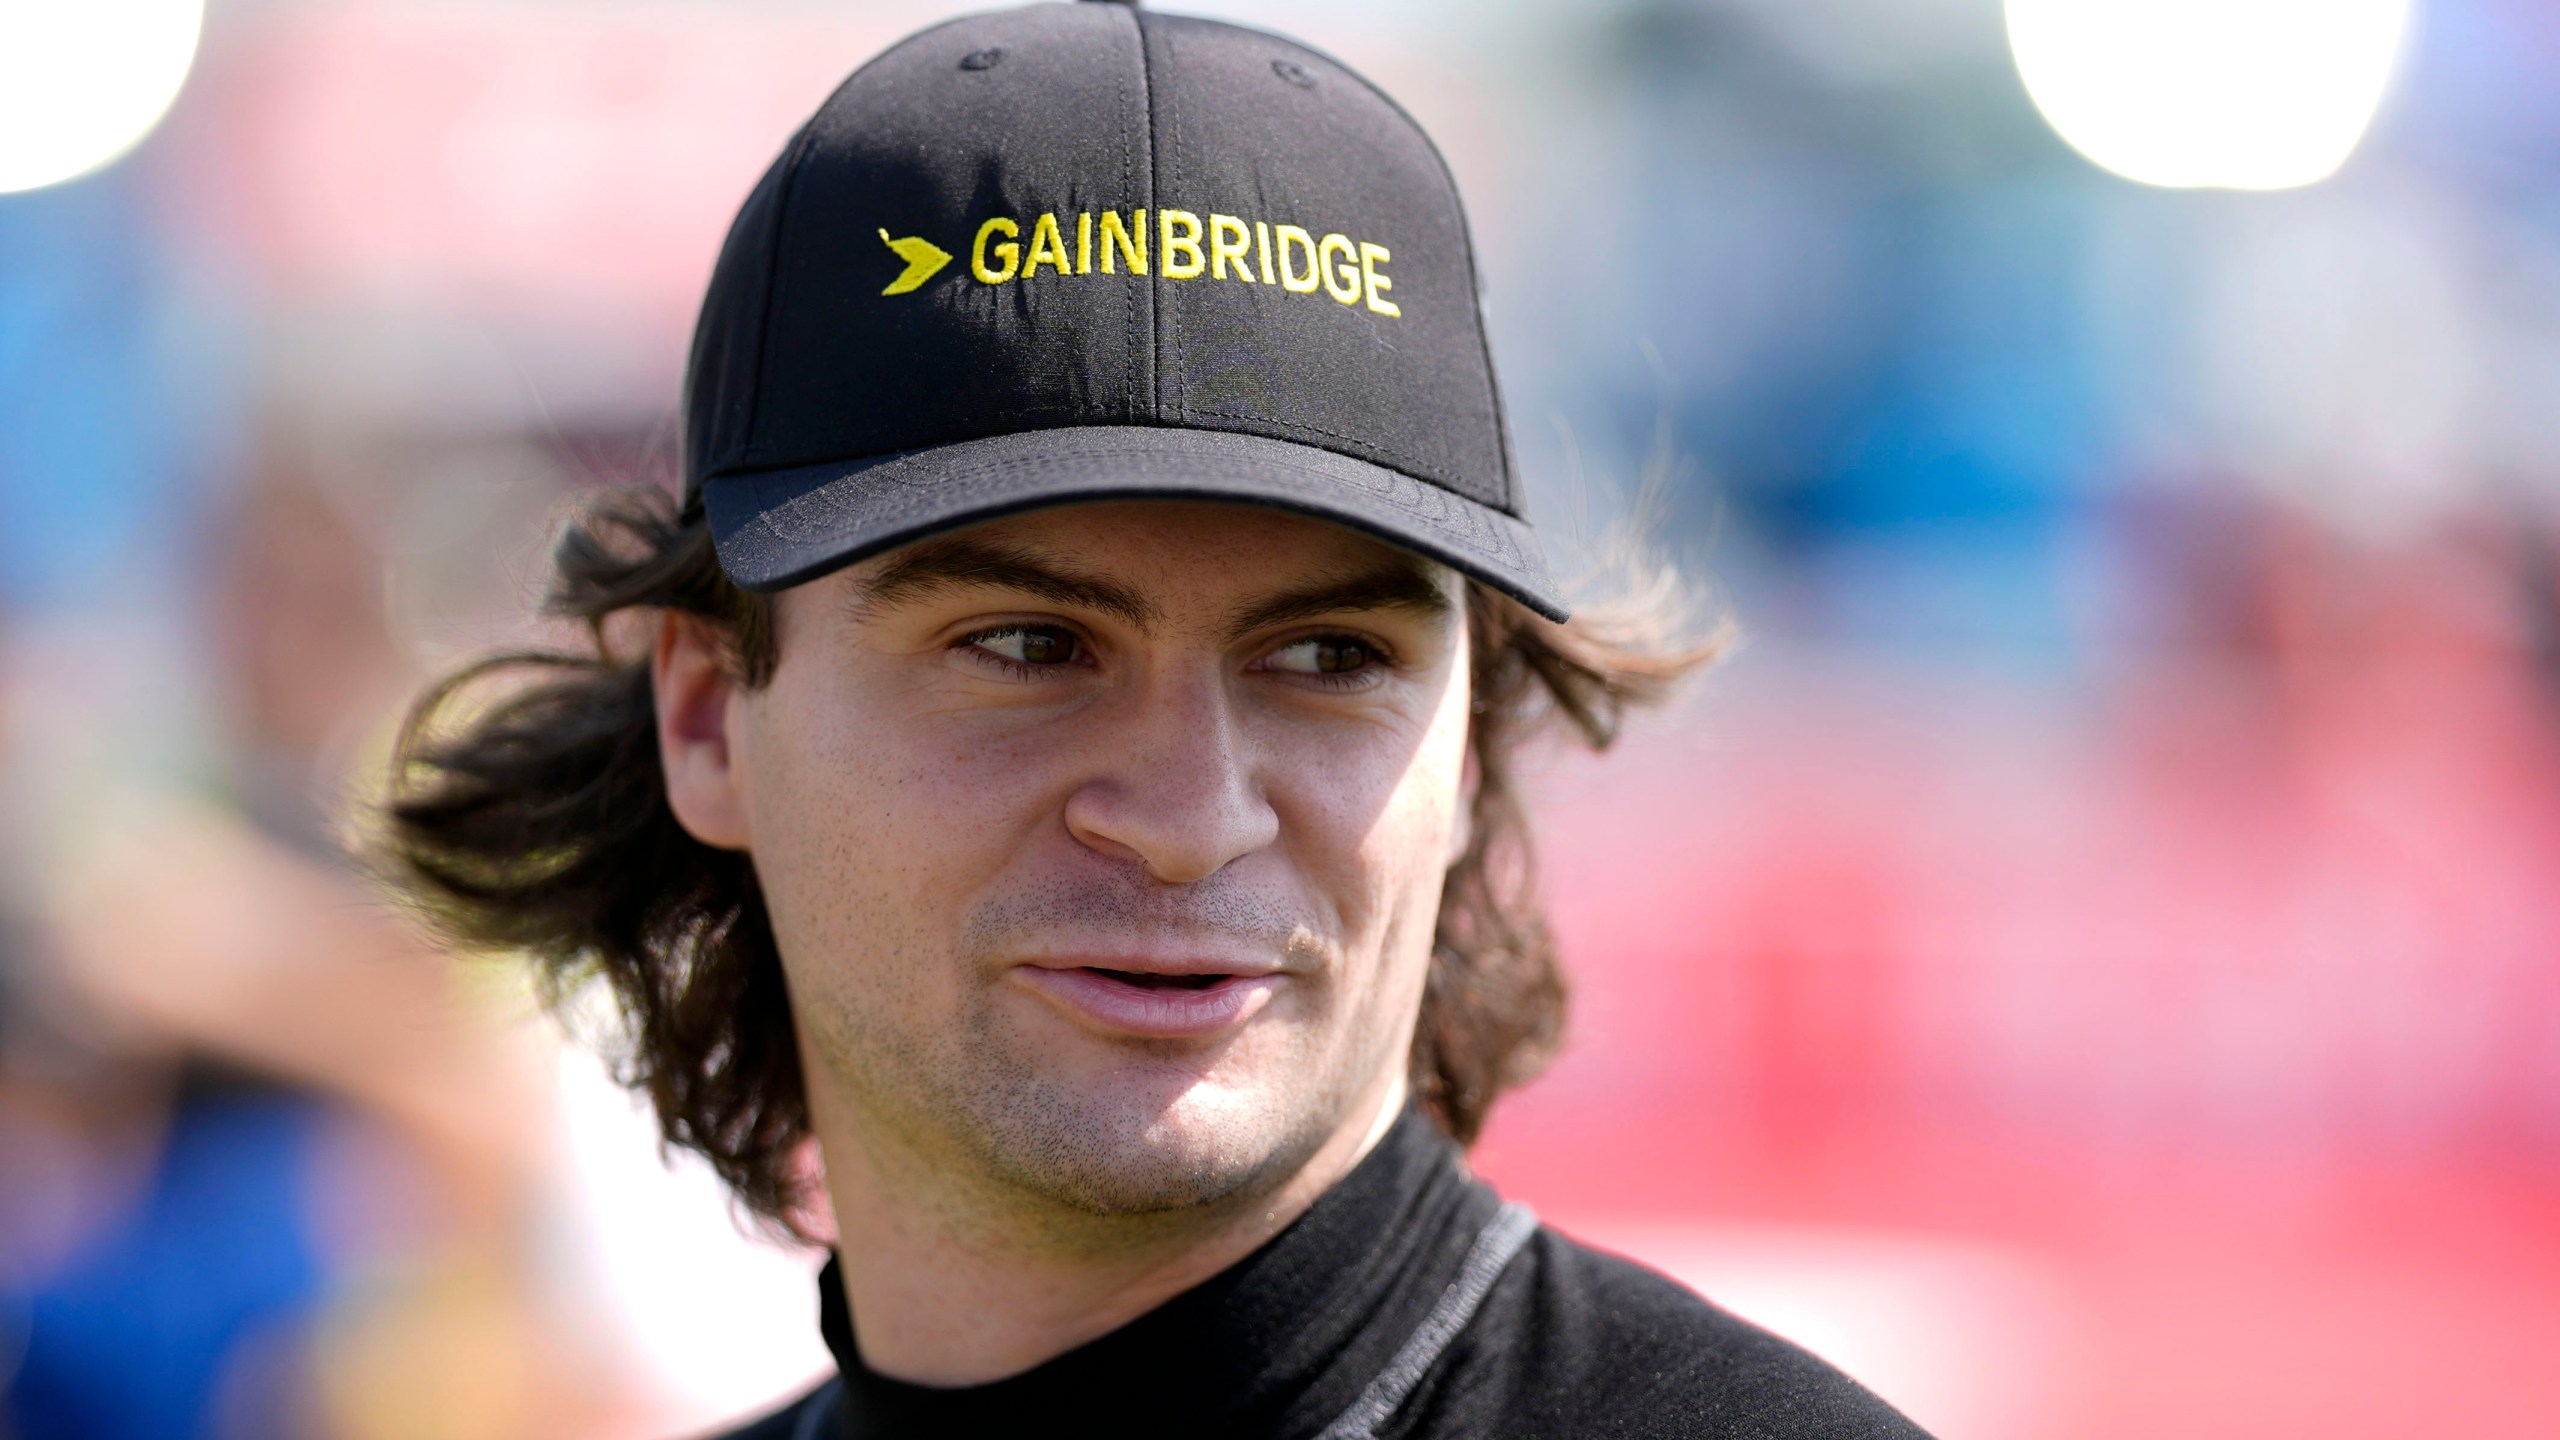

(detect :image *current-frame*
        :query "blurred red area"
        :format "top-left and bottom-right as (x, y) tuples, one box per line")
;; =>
(1478, 527), (2560, 1438)
(177, 4), (897, 328)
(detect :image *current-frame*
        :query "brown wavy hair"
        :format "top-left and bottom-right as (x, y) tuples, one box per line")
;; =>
(379, 486), (1715, 1233)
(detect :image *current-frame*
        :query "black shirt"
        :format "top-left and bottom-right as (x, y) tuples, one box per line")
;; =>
(709, 1111), (1932, 1439)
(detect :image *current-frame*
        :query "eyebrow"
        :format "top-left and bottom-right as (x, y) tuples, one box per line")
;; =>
(850, 532), (1453, 638)
(853, 536), (1163, 629)
(1220, 559), (1454, 640)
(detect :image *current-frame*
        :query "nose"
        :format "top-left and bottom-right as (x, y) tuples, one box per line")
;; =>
(1061, 668), (1278, 884)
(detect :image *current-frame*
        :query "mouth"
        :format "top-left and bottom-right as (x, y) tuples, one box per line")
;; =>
(1080, 967), (1233, 991)
(1009, 962), (1285, 1040)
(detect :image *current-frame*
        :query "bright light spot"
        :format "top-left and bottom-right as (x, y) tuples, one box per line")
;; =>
(2005, 0), (2413, 190)
(0, 0), (207, 195)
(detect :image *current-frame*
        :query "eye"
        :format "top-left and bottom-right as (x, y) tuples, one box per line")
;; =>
(965, 625), (1084, 671)
(1261, 635), (1382, 679)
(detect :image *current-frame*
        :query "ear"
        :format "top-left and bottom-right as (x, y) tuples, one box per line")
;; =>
(654, 611), (753, 850)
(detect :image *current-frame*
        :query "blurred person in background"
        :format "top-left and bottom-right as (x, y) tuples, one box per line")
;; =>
(0, 425), (626, 1439)
(379, 3), (1930, 1436)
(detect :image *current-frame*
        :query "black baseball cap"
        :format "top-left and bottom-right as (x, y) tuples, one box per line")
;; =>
(682, 0), (1567, 620)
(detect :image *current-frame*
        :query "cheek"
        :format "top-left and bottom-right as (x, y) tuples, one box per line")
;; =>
(1301, 681), (1472, 984)
(1376, 708), (1468, 899)
(1325, 680), (1472, 1083)
(734, 665), (1045, 1033)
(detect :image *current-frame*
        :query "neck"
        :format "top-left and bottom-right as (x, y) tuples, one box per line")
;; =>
(816, 1073), (1410, 1386)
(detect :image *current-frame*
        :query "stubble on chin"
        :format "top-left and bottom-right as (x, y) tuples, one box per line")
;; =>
(802, 868), (1408, 1229)
(859, 974), (1354, 1221)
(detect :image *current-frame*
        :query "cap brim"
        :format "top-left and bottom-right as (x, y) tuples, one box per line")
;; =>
(700, 426), (1568, 620)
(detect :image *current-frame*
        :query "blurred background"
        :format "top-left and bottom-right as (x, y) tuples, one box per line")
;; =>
(1, 0), (2554, 1435)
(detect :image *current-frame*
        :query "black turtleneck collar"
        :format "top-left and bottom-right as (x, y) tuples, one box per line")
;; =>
(812, 1107), (1498, 1440)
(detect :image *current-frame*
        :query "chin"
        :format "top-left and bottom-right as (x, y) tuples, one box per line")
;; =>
(962, 1061), (1344, 1217)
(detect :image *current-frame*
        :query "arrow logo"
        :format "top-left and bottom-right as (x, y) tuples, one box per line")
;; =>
(878, 229), (953, 295)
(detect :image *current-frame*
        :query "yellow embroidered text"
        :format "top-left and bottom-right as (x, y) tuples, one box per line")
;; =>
(932, 207), (1399, 318)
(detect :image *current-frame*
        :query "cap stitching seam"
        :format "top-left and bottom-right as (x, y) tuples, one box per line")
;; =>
(1139, 13), (1168, 426)
(1172, 29), (1190, 423)
(1180, 408), (1469, 491)
(728, 442), (1533, 568)
(1114, 4), (1141, 425)
(745, 453), (1528, 563)
(1162, 27), (1187, 422)
(743, 410), (1480, 513)
(732, 483), (1548, 605)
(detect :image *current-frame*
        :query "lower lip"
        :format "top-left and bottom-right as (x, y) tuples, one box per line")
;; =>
(1011, 967), (1283, 1039)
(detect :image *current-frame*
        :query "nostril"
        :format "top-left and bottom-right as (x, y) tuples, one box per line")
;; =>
(1272, 59), (1317, 90)
(960, 47), (1003, 71)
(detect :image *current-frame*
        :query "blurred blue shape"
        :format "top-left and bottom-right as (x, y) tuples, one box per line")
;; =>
(1541, 2), (2112, 667)
(2, 1084), (330, 1440)
(1805, 185), (2108, 534)
(0, 168), (201, 612)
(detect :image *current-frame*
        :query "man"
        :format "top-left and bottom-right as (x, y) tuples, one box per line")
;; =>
(383, 2), (1932, 1435)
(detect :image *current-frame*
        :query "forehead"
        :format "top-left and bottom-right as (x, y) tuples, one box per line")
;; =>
(835, 499), (1460, 625)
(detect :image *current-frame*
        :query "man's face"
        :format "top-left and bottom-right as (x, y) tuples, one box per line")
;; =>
(678, 501), (1470, 1218)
